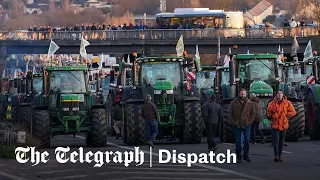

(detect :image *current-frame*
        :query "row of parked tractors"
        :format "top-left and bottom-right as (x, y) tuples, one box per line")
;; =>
(0, 52), (319, 149)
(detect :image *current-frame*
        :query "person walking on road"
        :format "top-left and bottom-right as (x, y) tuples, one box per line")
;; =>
(112, 100), (123, 139)
(142, 94), (159, 148)
(267, 90), (296, 162)
(203, 94), (223, 152)
(250, 93), (267, 144)
(228, 88), (255, 163)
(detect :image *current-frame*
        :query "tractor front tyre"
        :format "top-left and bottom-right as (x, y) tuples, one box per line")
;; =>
(306, 92), (320, 140)
(33, 110), (50, 149)
(87, 109), (107, 147)
(20, 106), (32, 132)
(126, 103), (145, 145)
(222, 104), (235, 143)
(285, 102), (305, 142)
(180, 101), (202, 144)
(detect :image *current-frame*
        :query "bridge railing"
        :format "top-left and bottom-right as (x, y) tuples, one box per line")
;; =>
(0, 27), (319, 40)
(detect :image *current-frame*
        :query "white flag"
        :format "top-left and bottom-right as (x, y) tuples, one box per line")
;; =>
(303, 40), (313, 62)
(2, 69), (5, 78)
(291, 36), (299, 56)
(176, 35), (184, 57)
(223, 55), (230, 67)
(195, 45), (200, 59)
(278, 45), (281, 53)
(80, 36), (90, 59)
(47, 39), (60, 60)
(99, 53), (104, 69)
(127, 55), (130, 64)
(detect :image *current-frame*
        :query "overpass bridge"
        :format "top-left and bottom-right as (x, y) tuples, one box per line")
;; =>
(0, 28), (319, 57)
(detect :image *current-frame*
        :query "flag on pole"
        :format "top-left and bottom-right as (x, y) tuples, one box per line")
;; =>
(291, 36), (299, 56)
(99, 53), (104, 69)
(127, 54), (130, 64)
(80, 36), (90, 59)
(223, 54), (230, 67)
(2, 69), (6, 78)
(195, 45), (200, 59)
(246, 47), (249, 54)
(47, 39), (60, 60)
(278, 45), (281, 53)
(303, 40), (313, 62)
(176, 35), (184, 57)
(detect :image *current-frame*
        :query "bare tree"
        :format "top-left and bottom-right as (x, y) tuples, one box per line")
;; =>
(310, 0), (320, 26)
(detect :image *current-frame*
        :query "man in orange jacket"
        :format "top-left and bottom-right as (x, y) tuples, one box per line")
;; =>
(267, 90), (296, 162)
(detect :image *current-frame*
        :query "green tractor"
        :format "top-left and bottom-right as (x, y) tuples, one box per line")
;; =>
(119, 56), (203, 145)
(220, 54), (305, 143)
(31, 65), (107, 148)
(300, 56), (320, 140)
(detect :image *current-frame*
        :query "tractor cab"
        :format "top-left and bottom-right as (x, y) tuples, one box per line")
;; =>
(31, 65), (107, 148)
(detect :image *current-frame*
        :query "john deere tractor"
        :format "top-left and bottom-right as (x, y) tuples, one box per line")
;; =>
(301, 56), (320, 140)
(31, 65), (107, 148)
(220, 54), (305, 143)
(119, 56), (202, 145)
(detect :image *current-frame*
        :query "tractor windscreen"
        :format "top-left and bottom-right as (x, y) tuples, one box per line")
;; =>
(33, 76), (42, 94)
(287, 65), (313, 83)
(238, 59), (276, 87)
(49, 71), (86, 93)
(141, 61), (181, 89)
(196, 71), (215, 89)
(220, 70), (230, 85)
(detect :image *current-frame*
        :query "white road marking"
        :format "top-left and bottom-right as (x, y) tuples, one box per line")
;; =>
(282, 151), (292, 154)
(0, 171), (29, 180)
(76, 135), (267, 180)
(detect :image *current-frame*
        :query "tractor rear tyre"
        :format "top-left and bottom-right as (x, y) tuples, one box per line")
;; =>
(285, 102), (305, 142)
(306, 92), (320, 140)
(222, 104), (235, 143)
(87, 109), (107, 147)
(180, 101), (202, 144)
(20, 106), (32, 131)
(126, 103), (145, 145)
(33, 110), (50, 148)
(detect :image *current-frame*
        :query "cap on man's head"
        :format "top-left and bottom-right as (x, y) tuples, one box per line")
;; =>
(250, 93), (256, 99)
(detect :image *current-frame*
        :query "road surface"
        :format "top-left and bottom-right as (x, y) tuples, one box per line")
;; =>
(0, 134), (319, 180)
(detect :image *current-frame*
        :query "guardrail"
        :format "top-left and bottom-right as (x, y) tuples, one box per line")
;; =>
(0, 27), (319, 41)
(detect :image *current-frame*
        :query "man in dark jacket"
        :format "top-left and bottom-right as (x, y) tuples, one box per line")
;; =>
(250, 93), (267, 144)
(203, 94), (223, 152)
(228, 88), (255, 162)
(141, 94), (159, 147)
(113, 100), (123, 139)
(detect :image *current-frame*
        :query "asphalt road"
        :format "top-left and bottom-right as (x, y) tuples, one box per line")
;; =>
(0, 134), (319, 180)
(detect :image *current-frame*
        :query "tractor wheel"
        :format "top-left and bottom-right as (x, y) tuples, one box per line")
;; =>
(126, 103), (145, 145)
(87, 109), (107, 147)
(306, 92), (320, 140)
(222, 104), (235, 143)
(33, 110), (50, 148)
(180, 101), (202, 144)
(20, 106), (32, 131)
(285, 102), (305, 142)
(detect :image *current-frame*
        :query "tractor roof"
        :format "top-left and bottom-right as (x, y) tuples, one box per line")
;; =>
(136, 56), (184, 62)
(234, 54), (278, 60)
(44, 66), (87, 71)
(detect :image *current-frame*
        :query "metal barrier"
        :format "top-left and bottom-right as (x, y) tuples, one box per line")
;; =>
(0, 27), (319, 41)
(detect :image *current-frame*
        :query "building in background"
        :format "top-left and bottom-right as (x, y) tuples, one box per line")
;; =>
(245, 0), (273, 25)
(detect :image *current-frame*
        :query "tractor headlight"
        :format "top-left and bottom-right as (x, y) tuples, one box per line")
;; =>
(154, 90), (162, 94)
(166, 90), (173, 94)
(62, 107), (69, 111)
(72, 107), (79, 111)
